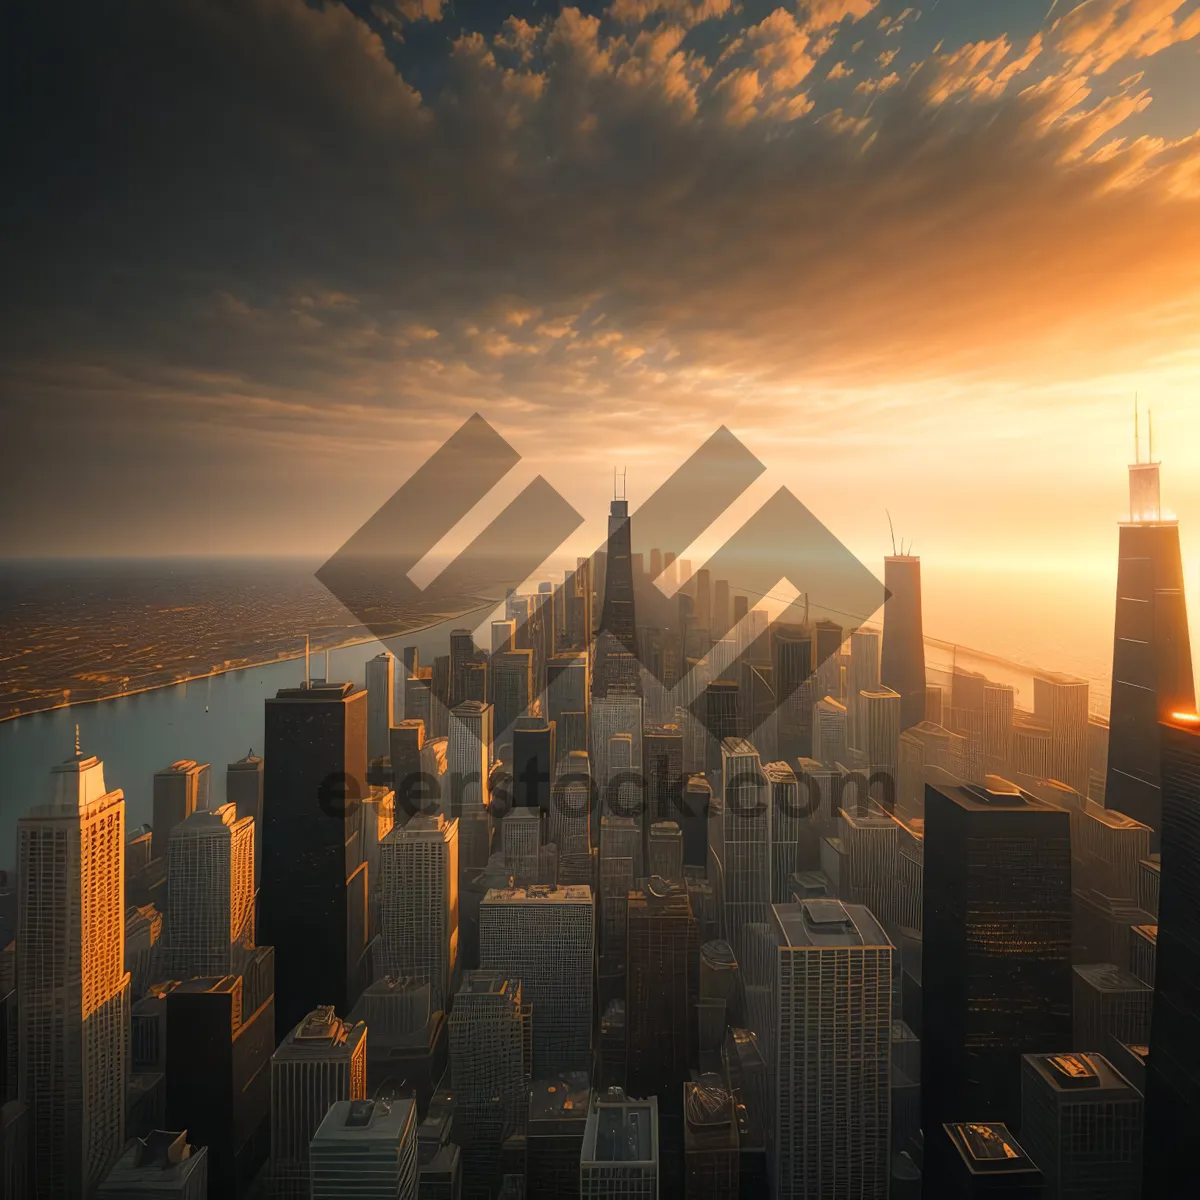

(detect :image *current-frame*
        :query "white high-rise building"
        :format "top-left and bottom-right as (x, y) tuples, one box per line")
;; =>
(18, 741), (131, 1196)
(771, 900), (892, 1200)
(310, 1097), (418, 1200)
(448, 701), (493, 814)
(365, 651), (396, 765)
(163, 802), (255, 979)
(378, 815), (459, 1010)
(479, 885), (594, 1075)
(858, 687), (901, 784)
(717, 738), (769, 957)
(846, 630), (882, 753)
(813, 696), (848, 769)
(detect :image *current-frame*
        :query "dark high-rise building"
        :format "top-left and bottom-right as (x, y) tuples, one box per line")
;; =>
(261, 680), (370, 1042)
(626, 879), (697, 1108)
(512, 716), (556, 815)
(683, 1082), (739, 1200)
(1104, 447), (1195, 840)
(450, 628), (477, 711)
(1020, 1052), (1142, 1200)
(1143, 711), (1200, 1195)
(164, 973), (273, 1196)
(389, 718), (425, 820)
(881, 554), (927, 733)
(941, 1123), (1044, 1197)
(681, 773), (711, 869)
(704, 681), (741, 776)
(593, 497), (640, 699)
(772, 625), (813, 761)
(922, 772), (1073, 1187)
(645, 724), (684, 827)
(547, 653), (589, 763)
(526, 1073), (590, 1200)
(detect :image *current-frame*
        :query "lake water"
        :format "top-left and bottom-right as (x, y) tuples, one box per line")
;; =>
(0, 620), (463, 873)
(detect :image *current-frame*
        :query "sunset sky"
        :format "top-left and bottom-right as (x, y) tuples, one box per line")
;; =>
(3, 0), (1200, 593)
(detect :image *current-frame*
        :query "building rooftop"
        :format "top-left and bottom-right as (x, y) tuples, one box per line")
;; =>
(313, 1097), (416, 1142)
(1073, 962), (1150, 993)
(584, 1090), (657, 1165)
(772, 900), (891, 950)
(944, 1123), (1040, 1176)
(529, 1073), (591, 1123)
(483, 884), (592, 904)
(721, 736), (758, 759)
(1023, 1053), (1137, 1096)
(277, 1006), (366, 1054)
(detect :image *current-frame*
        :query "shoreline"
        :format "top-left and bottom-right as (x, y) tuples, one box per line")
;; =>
(0, 629), (434, 726)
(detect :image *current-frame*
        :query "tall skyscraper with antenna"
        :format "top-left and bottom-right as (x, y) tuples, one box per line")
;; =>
(593, 470), (641, 700)
(1104, 402), (1195, 842)
(18, 735), (131, 1195)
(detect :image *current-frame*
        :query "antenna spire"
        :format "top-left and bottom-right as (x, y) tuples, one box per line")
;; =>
(325, 648), (331, 681)
(886, 510), (897, 556)
(74, 723), (80, 757)
(1149, 407), (1154, 463)
(1134, 393), (1140, 464)
(304, 633), (310, 686)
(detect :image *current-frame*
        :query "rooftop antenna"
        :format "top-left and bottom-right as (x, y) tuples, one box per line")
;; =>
(1149, 407), (1154, 463)
(886, 510), (897, 556)
(304, 634), (310, 686)
(614, 466), (627, 501)
(1134, 393), (1140, 464)
(74, 723), (80, 757)
(325, 648), (331, 682)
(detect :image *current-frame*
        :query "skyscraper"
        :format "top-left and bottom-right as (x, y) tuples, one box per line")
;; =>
(164, 973), (273, 1195)
(1020, 1052), (1142, 1200)
(715, 738), (769, 957)
(261, 679), (370, 1041)
(152, 759), (209, 859)
(770, 900), (892, 1200)
(479, 885), (594, 1075)
(593, 495), (640, 699)
(1033, 672), (1090, 798)
(846, 629), (881, 753)
(450, 628), (477, 711)
(18, 742), (131, 1196)
(270, 1006), (367, 1200)
(512, 715), (556, 814)
(1104, 443), (1195, 838)
(772, 626), (814, 761)
(162, 803), (254, 979)
(378, 815), (459, 1011)
(922, 773), (1073, 1170)
(448, 701), (493, 817)
(226, 750), (264, 887)
(626, 879), (697, 1106)
(580, 1088), (659, 1199)
(491, 648), (533, 752)
(811, 696), (848, 768)
(880, 554), (926, 733)
(858, 687), (901, 784)
(365, 650), (396, 766)
(1143, 710), (1200, 1194)
(449, 972), (529, 1196)
(309, 1098), (418, 1200)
